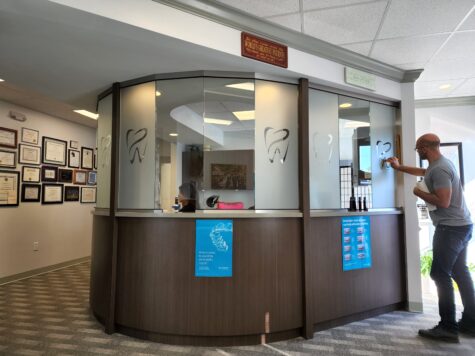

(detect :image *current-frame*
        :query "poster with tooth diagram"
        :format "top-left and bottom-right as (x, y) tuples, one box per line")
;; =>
(195, 220), (233, 277)
(341, 216), (371, 271)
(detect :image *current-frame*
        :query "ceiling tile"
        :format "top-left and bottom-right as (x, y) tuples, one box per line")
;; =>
(215, 0), (299, 17)
(419, 58), (475, 81)
(379, 0), (474, 39)
(371, 34), (448, 66)
(450, 77), (475, 96)
(340, 41), (372, 56)
(414, 79), (465, 99)
(266, 13), (302, 32)
(435, 31), (475, 61)
(303, 1), (387, 44)
(459, 9), (475, 30)
(303, 0), (379, 11)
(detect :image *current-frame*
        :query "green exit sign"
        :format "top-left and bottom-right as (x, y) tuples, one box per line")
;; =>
(345, 67), (376, 91)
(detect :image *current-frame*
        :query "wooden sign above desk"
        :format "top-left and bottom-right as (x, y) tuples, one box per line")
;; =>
(241, 32), (288, 68)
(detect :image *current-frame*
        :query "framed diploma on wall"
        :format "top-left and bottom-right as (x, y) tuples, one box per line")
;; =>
(81, 187), (96, 203)
(0, 127), (17, 149)
(22, 166), (41, 183)
(42, 184), (64, 204)
(21, 128), (39, 145)
(21, 184), (41, 203)
(19, 144), (41, 165)
(70, 140), (79, 149)
(73, 170), (87, 185)
(42, 136), (67, 166)
(68, 149), (80, 168)
(81, 147), (94, 170)
(0, 170), (20, 207)
(41, 166), (58, 182)
(0, 149), (16, 169)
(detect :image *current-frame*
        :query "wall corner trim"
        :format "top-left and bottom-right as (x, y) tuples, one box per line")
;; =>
(415, 96), (475, 108)
(402, 69), (424, 83)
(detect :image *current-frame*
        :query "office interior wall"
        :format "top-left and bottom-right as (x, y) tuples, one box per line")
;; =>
(0, 99), (96, 279)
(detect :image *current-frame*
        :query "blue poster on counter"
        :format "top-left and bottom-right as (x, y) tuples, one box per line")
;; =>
(195, 220), (233, 277)
(341, 216), (372, 271)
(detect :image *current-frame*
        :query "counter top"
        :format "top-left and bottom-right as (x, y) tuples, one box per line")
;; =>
(310, 208), (403, 217)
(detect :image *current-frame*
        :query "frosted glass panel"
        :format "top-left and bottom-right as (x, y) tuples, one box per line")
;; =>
(309, 89), (340, 209)
(118, 82), (156, 210)
(370, 102), (396, 208)
(255, 80), (298, 209)
(96, 94), (112, 209)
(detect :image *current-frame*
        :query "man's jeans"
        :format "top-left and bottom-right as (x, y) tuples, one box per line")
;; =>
(431, 224), (475, 330)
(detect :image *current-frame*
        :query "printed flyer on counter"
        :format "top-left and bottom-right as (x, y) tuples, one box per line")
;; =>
(341, 216), (372, 271)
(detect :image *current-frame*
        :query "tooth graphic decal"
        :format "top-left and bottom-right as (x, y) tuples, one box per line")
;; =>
(210, 222), (232, 252)
(376, 140), (392, 159)
(126, 128), (148, 164)
(100, 135), (112, 168)
(264, 127), (290, 164)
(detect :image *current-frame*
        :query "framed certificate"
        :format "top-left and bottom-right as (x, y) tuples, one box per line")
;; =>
(22, 166), (41, 183)
(58, 168), (73, 183)
(94, 148), (97, 170)
(21, 128), (39, 145)
(21, 184), (41, 202)
(42, 136), (67, 166)
(19, 144), (41, 165)
(73, 170), (87, 185)
(81, 147), (94, 170)
(68, 149), (80, 168)
(81, 187), (96, 203)
(0, 127), (17, 149)
(70, 140), (79, 149)
(42, 184), (64, 204)
(87, 171), (97, 185)
(0, 149), (16, 169)
(41, 166), (58, 182)
(0, 170), (20, 206)
(65, 186), (80, 202)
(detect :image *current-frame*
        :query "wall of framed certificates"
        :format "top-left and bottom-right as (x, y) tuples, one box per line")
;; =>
(0, 99), (97, 279)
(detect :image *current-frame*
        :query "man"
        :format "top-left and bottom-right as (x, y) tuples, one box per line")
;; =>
(387, 133), (475, 343)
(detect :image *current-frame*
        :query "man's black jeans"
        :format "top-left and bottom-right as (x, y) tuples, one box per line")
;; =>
(431, 224), (475, 330)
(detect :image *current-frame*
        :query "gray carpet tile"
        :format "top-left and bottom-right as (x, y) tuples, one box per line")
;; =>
(0, 262), (474, 355)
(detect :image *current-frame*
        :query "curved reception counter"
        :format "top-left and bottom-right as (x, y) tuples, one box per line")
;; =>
(90, 209), (405, 346)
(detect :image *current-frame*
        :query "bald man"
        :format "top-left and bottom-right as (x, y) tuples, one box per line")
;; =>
(387, 134), (474, 343)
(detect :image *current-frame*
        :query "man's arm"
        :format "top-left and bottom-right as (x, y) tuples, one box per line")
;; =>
(386, 157), (426, 176)
(414, 187), (452, 208)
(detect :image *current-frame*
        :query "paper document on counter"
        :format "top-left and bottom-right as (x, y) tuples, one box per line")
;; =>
(416, 180), (436, 211)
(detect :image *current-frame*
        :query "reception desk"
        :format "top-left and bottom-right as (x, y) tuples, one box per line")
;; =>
(90, 209), (405, 346)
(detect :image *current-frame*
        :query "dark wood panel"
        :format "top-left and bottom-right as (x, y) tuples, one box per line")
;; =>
(309, 215), (406, 324)
(115, 218), (303, 336)
(89, 215), (113, 321)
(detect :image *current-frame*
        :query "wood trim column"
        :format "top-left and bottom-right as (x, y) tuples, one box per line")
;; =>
(298, 78), (313, 338)
(105, 82), (121, 334)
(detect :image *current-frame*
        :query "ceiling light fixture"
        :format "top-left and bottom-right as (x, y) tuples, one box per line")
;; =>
(225, 82), (255, 91)
(439, 84), (452, 90)
(339, 103), (352, 108)
(169, 133), (178, 137)
(233, 110), (255, 121)
(0, 78), (4, 82)
(156, 90), (161, 96)
(204, 118), (232, 126)
(73, 110), (99, 120)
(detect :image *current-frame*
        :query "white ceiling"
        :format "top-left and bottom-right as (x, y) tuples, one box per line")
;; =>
(217, 0), (475, 99)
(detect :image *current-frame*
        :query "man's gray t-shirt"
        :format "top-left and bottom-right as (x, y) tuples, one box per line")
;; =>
(424, 156), (472, 226)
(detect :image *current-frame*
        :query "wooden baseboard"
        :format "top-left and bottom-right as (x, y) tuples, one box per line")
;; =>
(0, 256), (90, 285)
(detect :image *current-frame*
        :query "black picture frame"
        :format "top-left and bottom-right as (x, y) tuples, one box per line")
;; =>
(22, 166), (41, 183)
(42, 183), (64, 205)
(58, 168), (73, 183)
(0, 127), (18, 149)
(68, 149), (80, 168)
(0, 149), (16, 169)
(80, 186), (96, 203)
(94, 147), (97, 170)
(81, 147), (94, 170)
(21, 184), (41, 202)
(41, 165), (58, 182)
(42, 136), (67, 166)
(0, 170), (20, 207)
(64, 186), (80, 202)
(419, 142), (465, 187)
(18, 144), (41, 165)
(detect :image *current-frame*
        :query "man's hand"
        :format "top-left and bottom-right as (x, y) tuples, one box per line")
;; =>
(413, 186), (423, 197)
(386, 157), (400, 170)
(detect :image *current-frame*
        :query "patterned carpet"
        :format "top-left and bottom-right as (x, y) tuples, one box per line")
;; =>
(1, 262), (475, 355)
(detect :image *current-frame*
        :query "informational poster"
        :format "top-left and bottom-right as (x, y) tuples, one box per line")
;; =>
(195, 220), (233, 277)
(341, 216), (371, 271)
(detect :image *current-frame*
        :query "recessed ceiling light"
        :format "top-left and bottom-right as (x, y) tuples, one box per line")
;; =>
(339, 103), (352, 108)
(233, 110), (255, 120)
(204, 118), (232, 126)
(169, 133), (178, 137)
(439, 84), (452, 90)
(225, 82), (254, 91)
(73, 109), (99, 120)
(156, 91), (161, 96)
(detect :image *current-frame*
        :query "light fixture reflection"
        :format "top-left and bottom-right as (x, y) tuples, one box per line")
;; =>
(156, 90), (161, 96)
(0, 79), (4, 82)
(204, 118), (232, 126)
(225, 82), (254, 91)
(439, 84), (452, 90)
(233, 110), (255, 121)
(344, 121), (369, 129)
(73, 110), (99, 120)
(169, 133), (178, 137)
(339, 103), (352, 108)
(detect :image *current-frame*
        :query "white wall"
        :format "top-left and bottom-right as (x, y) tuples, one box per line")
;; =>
(0, 99), (96, 279)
